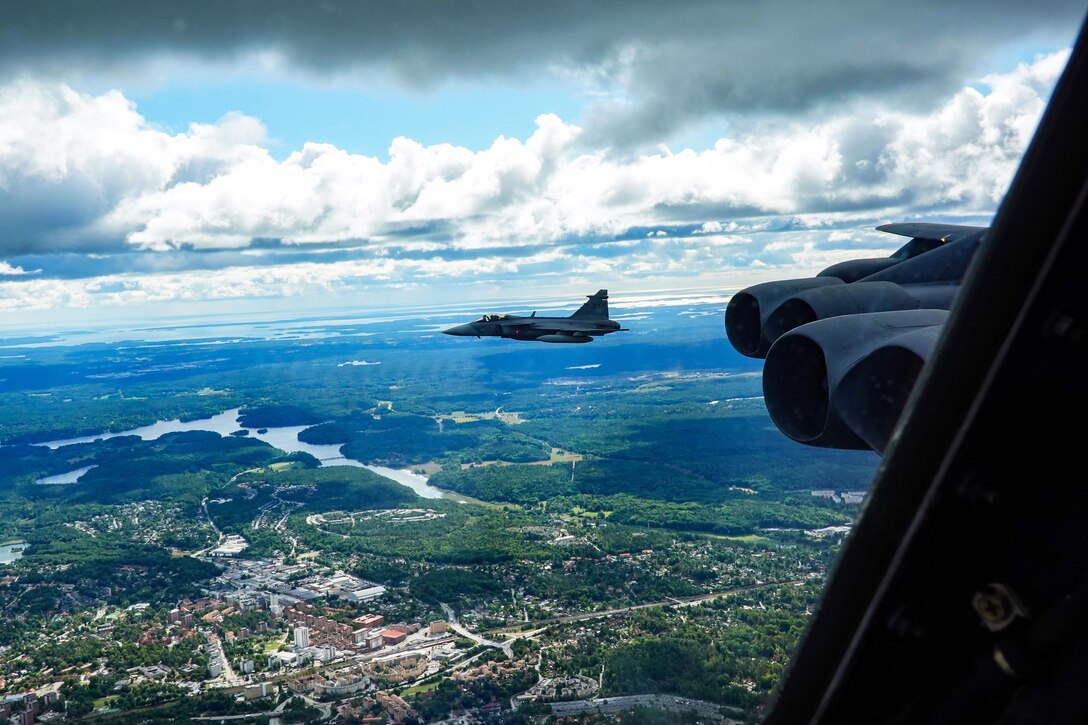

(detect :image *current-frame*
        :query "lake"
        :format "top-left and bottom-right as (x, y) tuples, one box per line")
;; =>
(0, 542), (25, 564)
(36, 465), (98, 485)
(32, 409), (446, 500)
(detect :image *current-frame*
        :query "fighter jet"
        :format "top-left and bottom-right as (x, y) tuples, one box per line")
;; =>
(443, 290), (626, 343)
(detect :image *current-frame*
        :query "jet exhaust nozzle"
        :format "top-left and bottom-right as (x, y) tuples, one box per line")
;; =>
(725, 278), (841, 358)
(762, 309), (948, 451)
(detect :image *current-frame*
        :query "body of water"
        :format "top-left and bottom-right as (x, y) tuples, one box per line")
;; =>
(32, 410), (444, 499)
(0, 542), (25, 564)
(35, 409), (241, 449)
(36, 465), (97, 485)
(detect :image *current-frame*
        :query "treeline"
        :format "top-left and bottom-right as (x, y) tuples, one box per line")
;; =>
(0, 390), (239, 445)
(209, 466), (420, 534)
(291, 505), (554, 567)
(238, 404), (325, 428)
(554, 494), (851, 536)
(408, 568), (505, 604)
(0, 431), (294, 508)
(297, 411), (551, 467)
(517, 410), (878, 499)
(429, 465), (853, 535)
(430, 452), (866, 511)
(429, 464), (574, 503)
(604, 636), (756, 707)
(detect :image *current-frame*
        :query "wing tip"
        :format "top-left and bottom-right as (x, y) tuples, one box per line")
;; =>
(877, 222), (989, 240)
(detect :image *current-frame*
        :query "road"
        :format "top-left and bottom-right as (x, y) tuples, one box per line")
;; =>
(208, 635), (243, 687)
(485, 580), (800, 634)
(191, 693), (331, 723)
(194, 496), (224, 556)
(440, 602), (516, 657)
(192, 712), (277, 722)
(550, 694), (742, 723)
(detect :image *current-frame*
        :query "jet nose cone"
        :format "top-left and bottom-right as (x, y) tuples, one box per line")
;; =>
(444, 324), (475, 336)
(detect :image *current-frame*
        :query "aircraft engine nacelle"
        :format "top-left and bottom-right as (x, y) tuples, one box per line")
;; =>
(815, 257), (903, 283)
(762, 309), (948, 452)
(725, 277), (842, 357)
(724, 223), (986, 452)
(762, 281), (959, 343)
(536, 334), (592, 343)
(725, 227), (984, 359)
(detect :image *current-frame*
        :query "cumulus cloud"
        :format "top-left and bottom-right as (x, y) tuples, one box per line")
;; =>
(0, 251), (551, 312)
(0, 81), (269, 254)
(0, 50), (1070, 311)
(1, 1), (1082, 146)
(0, 262), (34, 276)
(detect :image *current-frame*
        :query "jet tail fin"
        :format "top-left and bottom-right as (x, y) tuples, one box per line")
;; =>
(571, 289), (609, 319)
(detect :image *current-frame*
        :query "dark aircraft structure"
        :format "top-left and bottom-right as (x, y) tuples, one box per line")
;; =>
(443, 289), (626, 343)
(734, 14), (1088, 725)
(725, 221), (986, 454)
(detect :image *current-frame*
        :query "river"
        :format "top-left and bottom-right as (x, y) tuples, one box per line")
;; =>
(31, 409), (446, 500)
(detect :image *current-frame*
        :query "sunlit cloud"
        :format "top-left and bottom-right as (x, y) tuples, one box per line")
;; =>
(0, 49), (1071, 315)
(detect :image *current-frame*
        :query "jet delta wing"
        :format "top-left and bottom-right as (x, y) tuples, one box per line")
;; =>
(443, 290), (627, 343)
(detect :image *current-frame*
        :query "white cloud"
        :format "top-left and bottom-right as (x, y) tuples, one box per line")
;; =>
(869, 50), (1070, 208)
(0, 262), (34, 275)
(0, 50), (1070, 312)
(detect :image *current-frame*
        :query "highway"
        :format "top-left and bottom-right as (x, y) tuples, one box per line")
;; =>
(485, 580), (801, 634)
(549, 694), (742, 723)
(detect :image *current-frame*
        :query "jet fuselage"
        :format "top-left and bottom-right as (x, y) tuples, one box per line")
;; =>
(443, 290), (626, 343)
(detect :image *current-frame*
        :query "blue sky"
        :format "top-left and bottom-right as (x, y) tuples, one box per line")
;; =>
(130, 75), (587, 161)
(0, 1), (1083, 326)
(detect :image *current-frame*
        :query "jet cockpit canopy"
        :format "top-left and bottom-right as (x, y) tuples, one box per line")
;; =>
(476, 314), (511, 322)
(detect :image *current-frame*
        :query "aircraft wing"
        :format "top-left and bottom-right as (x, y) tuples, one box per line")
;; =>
(875, 222), (989, 240)
(494, 320), (589, 341)
(499, 320), (593, 334)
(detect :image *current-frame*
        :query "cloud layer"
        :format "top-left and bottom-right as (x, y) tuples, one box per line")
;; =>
(2, 1), (1082, 145)
(0, 49), (1070, 313)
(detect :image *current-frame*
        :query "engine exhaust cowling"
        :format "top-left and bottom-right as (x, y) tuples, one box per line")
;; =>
(724, 222), (986, 452)
(724, 277), (842, 358)
(762, 282), (959, 344)
(834, 326), (944, 454)
(762, 310), (948, 451)
(817, 258), (901, 283)
(725, 228), (981, 360)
